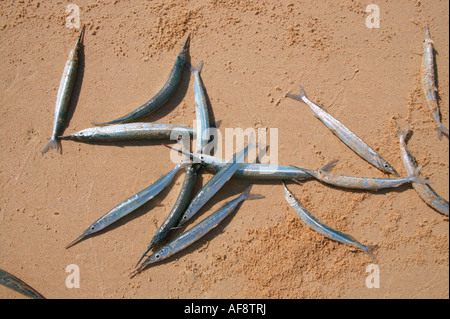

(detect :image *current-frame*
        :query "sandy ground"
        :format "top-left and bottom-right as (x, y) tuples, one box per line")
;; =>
(0, 0), (448, 299)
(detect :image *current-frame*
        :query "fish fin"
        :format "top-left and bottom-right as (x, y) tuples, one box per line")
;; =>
(320, 159), (339, 172)
(286, 85), (308, 102)
(242, 184), (265, 200)
(365, 245), (378, 263)
(41, 138), (59, 155)
(411, 166), (430, 185)
(188, 61), (203, 73)
(212, 119), (222, 129)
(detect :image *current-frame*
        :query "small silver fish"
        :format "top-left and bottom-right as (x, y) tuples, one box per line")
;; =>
(131, 184), (264, 276)
(398, 126), (449, 216)
(287, 86), (398, 175)
(421, 25), (449, 139)
(42, 26), (84, 154)
(299, 160), (427, 190)
(59, 122), (195, 142)
(188, 61), (210, 153)
(65, 160), (191, 248)
(282, 182), (377, 261)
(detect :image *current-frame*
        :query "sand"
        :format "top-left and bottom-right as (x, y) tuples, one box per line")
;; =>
(0, 0), (448, 299)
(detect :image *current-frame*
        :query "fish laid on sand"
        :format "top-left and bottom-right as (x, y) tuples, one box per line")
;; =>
(421, 25), (449, 139)
(42, 26), (85, 154)
(92, 35), (190, 125)
(298, 160), (428, 191)
(189, 61), (211, 154)
(163, 143), (312, 180)
(59, 122), (195, 142)
(282, 182), (377, 261)
(286, 86), (398, 176)
(398, 126), (449, 216)
(65, 160), (191, 249)
(135, 163), (201, 267)
(0, 269), (45, 299)
(131, 184), (264, 276)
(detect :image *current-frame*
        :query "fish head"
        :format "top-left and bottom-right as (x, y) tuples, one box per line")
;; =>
(148, 247), (170, 263)
(282, 181), (297, 206)
(379, 160), (399, 176)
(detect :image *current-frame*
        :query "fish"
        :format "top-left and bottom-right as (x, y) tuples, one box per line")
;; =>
(282, 182), (377, 261)
(398, 126), (449, 216)
(421, 25), (449, 139)
(0, 269), (45, 299)
(131, 184), (264, 275)
(162, 143), (312, 180)
(188, 61), (211, 153)
(42, 26), (85, 154)
(135, 163), (201, 267)
(177, 135), (255, 227)
(298, 160), (428, 190)
(65, 160), (191, 248)
(59, 122), (195, 142)
(92, 35), (190, 125)
(286, 86), (398, 176)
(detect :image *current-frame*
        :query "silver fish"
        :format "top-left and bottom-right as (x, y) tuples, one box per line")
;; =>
(398, 126), (449, 216)
(421, 25), (449, 139)
(282, 182), (377, 261)
(163, 143), (312, 180)
(188, 61), (210, 153)
(299, 160), (427, 190)
(42, 26), (84, 154)
(59, 122), (195, 142)
(286, 86), (398, 175)
(65, 160), (191, 248)
(131, 184), (264, 275)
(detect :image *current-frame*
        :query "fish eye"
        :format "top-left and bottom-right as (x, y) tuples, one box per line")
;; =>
(155, 254), (160, 259)
(91, 226), (95, 230)
(384, 163), (390, 168)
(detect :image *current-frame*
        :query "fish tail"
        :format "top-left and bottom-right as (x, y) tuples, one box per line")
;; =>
(365, 245), (378, 263)
(242, 184), (265, 200)
(437, 123), (449, 140)
(396, 124), (412, 142)
(320, 159), (339, 172)
(41, 138), (59, 155)
(411, 166), (429, 185)
(188, 61), (203, 74)
(286, 85), (307, 102)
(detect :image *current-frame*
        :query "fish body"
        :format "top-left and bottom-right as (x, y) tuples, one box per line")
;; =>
(135, 164), (201, 267)
(0, 269), (45, 299)
(398, 127), (449, 215)
(132, 185), (264, 275)
(66, 161), (191, 248)
(163, 144), (311, 180)
(93, 35), (190, 125)
(282, 182), (377, 260)
(301, 165), (427, 190)
(421, 25), (449, 139)
(42, 27), (84, 154)
(60, 122), (195, 142)
(177, 137), (255, 226)
(189, 61), (210, 153)
(286, 86), (398, 175)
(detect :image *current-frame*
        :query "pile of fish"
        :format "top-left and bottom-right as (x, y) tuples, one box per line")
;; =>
(2, 25), (448, 298)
